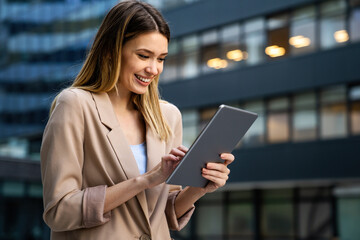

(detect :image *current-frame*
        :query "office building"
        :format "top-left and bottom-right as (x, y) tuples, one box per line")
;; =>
(0, 0), (360, 239)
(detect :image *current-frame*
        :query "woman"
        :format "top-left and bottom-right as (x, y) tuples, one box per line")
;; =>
(40, 1), (234, 239)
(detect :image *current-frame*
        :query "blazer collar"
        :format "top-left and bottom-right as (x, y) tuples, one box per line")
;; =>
(91, 91), (119, 130)
(91, 91), (165, 222)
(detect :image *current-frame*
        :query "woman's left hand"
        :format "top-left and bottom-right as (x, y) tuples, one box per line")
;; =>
(201, 153), (235, 193)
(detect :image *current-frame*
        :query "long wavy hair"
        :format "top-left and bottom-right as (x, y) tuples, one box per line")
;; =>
(50, 0), (172, 141)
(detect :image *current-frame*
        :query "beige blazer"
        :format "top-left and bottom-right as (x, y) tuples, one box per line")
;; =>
(41, 88), (194, 240)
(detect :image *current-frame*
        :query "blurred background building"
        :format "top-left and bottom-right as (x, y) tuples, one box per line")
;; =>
(0, 0), (360, 239)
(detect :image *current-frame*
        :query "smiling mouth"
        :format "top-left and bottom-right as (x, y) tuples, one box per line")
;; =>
(135, 74), (151, 83)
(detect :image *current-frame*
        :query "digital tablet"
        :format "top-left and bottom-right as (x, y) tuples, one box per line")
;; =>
(166, 104), (258, 188)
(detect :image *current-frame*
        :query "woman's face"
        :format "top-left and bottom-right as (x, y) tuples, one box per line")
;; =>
(118, 31), (168, 95)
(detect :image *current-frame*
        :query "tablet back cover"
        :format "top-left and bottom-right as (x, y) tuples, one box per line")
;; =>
(166, 105), (258, 187)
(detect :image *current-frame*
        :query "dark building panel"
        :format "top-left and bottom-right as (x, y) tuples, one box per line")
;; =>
(230, 136), (360, 183)
(0, 158), (41, 182)
(164, 0), (315, 37)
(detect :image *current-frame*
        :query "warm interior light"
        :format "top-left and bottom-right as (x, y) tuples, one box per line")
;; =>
(227, 49), (243, 61)
(334, 30), (349, 43)
(265, 45), (286, 57)
(289, 35), (311, 48)
(242, 51), (248, 60)
(207, 58), (228, 69)
(226, 49), (248, 61)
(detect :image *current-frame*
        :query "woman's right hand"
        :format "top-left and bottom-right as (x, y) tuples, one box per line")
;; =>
(145, 145), (188, 188)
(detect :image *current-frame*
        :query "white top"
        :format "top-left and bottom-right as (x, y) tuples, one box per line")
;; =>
(130, 142), (147, 174)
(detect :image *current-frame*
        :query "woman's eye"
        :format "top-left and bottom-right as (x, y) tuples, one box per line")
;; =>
(158, 58), (166, 62)
(138, 54), (149, 59)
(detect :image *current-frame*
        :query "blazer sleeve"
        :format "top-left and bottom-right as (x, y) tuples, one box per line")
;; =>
(163, 104), (195, 231)
(41, 89), (110, 232)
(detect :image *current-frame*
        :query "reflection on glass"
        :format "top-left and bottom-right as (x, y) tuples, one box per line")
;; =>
(350, 85), (360, 100)
(228, 203), (254, 236)
(199, 107), (218, 132)
(290, 6), (316, 55)
(182, 110), (199, 148)
(293, 92), (317, 141)
(201, 30), (220, 73)
(350, 8), (360, 42)
(299, 202), (332, 239)
(196, 205), (224, 237)
(321, 0), (346, 14)
(3, 181), (25, 197)
(244, 18), (265, 65)
(242, 100), (265, 146)
(262, 189), (294, 238)
(221, 23), (244, 70)
(180, 35), (199, 79)
(161, 40), (178, 82)
(337, 197), (360, 240)
(320, 86), (347, 139)
(268, 97), (290, 143)
(320, 0), (347, 49)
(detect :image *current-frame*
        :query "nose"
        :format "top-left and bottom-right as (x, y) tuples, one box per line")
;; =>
(145, 61), (159, 76)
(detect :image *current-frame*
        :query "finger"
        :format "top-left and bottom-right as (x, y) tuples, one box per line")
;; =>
(169, 148), (186, 158)
(206, 162), (230, 175)
(202, 168), (229, 180)
(162, 154), (181, 162)
(202, 173), (227, 187)
(220, 153), (235, 166)
(177, 145), (189, 153)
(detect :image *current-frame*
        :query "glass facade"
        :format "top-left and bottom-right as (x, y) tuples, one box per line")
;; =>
(171, 186), (360, 240)
(160, 0), (360, 83)
(182, 84), (360, 148)
(0, 0), (118, 158)
(1, 0), (360, 239)
(0, 180), (46, 240)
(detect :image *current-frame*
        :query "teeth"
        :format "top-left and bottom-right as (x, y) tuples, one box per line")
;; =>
(136, 74), (151, 83)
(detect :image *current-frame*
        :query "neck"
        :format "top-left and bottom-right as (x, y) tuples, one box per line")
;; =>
(107, 87), (134, 112)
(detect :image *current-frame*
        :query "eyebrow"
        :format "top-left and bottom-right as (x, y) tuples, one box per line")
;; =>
(136, 48), (168, 56)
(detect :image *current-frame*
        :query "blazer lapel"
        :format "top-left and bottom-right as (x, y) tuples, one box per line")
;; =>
(91, 92), (150, 222)
(145, 123), (166, 216)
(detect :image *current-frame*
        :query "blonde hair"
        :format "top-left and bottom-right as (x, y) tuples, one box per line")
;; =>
(50, 0), (172, 141)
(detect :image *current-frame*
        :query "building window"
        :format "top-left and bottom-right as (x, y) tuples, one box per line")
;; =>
(349, 0), (360, 42)
(182, 109), (199, 148)
(290, 5), (316, 55)
(227, 191), (254, 239)
(161, 39), (179, 82)
(220, 23), (245, 71)
(244, 18), (266, 65)
(267, 97), (290, 143)
(320, 85), (348, 139)
(200, 30), (222, 73)
(199, 107), (218, 132)
(298, 188), (333, 239)
(336, 188), (360, 240)
(242, 100), (265, 146)
(180, 35), (199, 79)
(261, 189), (294, 239)
(2, 181), (25, 197)
(196, 192), (224, 239)
(266, 13), (289, 58)
(320, 0), (348, 49)
(350, 84), (360, 135)
(292, 92), (317, 142)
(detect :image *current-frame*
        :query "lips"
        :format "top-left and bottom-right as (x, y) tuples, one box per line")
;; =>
(135, 74), (151, 83)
